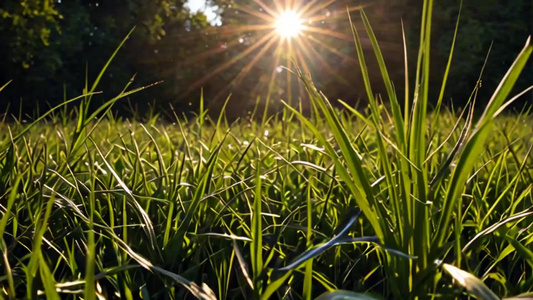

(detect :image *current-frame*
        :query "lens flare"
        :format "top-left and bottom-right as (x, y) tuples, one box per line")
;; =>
(179, 1), (369, 104)
(275, 11), (303, 38)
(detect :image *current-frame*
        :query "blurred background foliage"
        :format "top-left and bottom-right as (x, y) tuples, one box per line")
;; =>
(0, 0), (531, 118)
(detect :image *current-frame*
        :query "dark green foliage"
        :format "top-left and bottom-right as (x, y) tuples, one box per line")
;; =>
(429, 0), (532, 107)
(0, 0), (219, 114)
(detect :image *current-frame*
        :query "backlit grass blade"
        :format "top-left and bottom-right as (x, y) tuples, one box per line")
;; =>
(503, 292), (533, 300)
(26, 188), (59, 298)
(433, 37), (532, 248)
(87, 27), (135, 98)
(70, 81), (162, 155)
(0, 80), (12, 92)
(463, 207), (533, 252)
(432, 0), (462, 122)
(477, 36), (532, 127)
(233, 240), (253, 289)
(303, 182), (313, 300)
(0, 239), (15, 299)
(261, 270), (293, 300)
(74, 28), (135, 154)
(281, 98), (384, 240)
(84, 143), (97, 300)
(251, 154), (263, 297)
(349, 10), (412, 254)
(429, 102), (474, 191)
(90, 138), (159, 253)
(175, 131), (228, 250)
(39, 254), (60, 300)
(409, 0), (433, 273)
(442, 264), (499, 300)
(0, 176), (21, 299)
(359, 9), (406, 147)
(0, 176), (20, 238)
(1, 93), (97, 150)
(504, 236), (533, 268)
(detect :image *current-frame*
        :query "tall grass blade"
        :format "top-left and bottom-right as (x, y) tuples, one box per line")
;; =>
(442, 264), (499, 300)
(282, 84), (385, 241)
(174, 132), (228, 250)
(91, 138), (158, 252)
(0, 80), (12, 92)
(251, 154), (263, 296)
(433, 37), (532, 247)
(0, 176), (21, 299)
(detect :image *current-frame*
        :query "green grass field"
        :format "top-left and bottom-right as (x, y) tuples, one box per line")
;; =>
(1, 103), (532, 299)
(1, 1), (533, 299)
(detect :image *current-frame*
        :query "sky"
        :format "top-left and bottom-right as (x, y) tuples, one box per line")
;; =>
(184, 0), (222, 26)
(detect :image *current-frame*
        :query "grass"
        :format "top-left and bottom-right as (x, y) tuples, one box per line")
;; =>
(1, 0), (533, 299)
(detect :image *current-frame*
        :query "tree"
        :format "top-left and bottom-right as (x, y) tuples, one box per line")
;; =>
(0, 0), (61, 68)
(0, 0), (223, 116)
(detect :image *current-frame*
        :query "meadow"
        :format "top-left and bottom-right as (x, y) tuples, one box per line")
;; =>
(1, 1), (533, 299)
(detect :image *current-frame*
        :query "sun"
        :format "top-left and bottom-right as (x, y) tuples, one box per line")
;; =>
(180, 0), (366, 104)
(275, 11), (304, 38)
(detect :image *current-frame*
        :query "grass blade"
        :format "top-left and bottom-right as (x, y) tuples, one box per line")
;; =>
(442, 264), (499, 300)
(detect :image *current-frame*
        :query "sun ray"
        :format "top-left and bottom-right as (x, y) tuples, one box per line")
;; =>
(298, 0), (320, 17)
(181, 25), (273, 66)
(185, 31), (277, 96)
(180, 0), (367, 107)
(285, 0), (294, 12)
(266, 37), (283, 99)
(253, 0), (280, 18)
(294, 46), (312, 107)
(296, 36), (319, 68)
(305, 34), (357, 64)
(210, 24), (274, 36)
(303, 25), (352, 41)
(295, 46), (311, 77)
(182, 24), (273, 39)
(212, 36), (278, 103)
(286, 37), (294, 103)
(306, 5), (365, 23)
(181, 42), (239, 66)
(235, 4), (276, 23)
(233, 37), (279, 86)
(276, 11), (304, 38)
(172, 24), (274, 46)
(291, 0), (305, 12)
(270, 0), (285, 13)
(301, 0), (335, 18)
(299, 35), (351, 85)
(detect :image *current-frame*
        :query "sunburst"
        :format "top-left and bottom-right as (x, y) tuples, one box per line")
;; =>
(181, 0), (366, 108)
(275, 11), (304, 38)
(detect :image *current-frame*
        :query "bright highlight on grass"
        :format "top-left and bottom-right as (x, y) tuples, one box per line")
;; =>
(275, 11), (303, 38)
